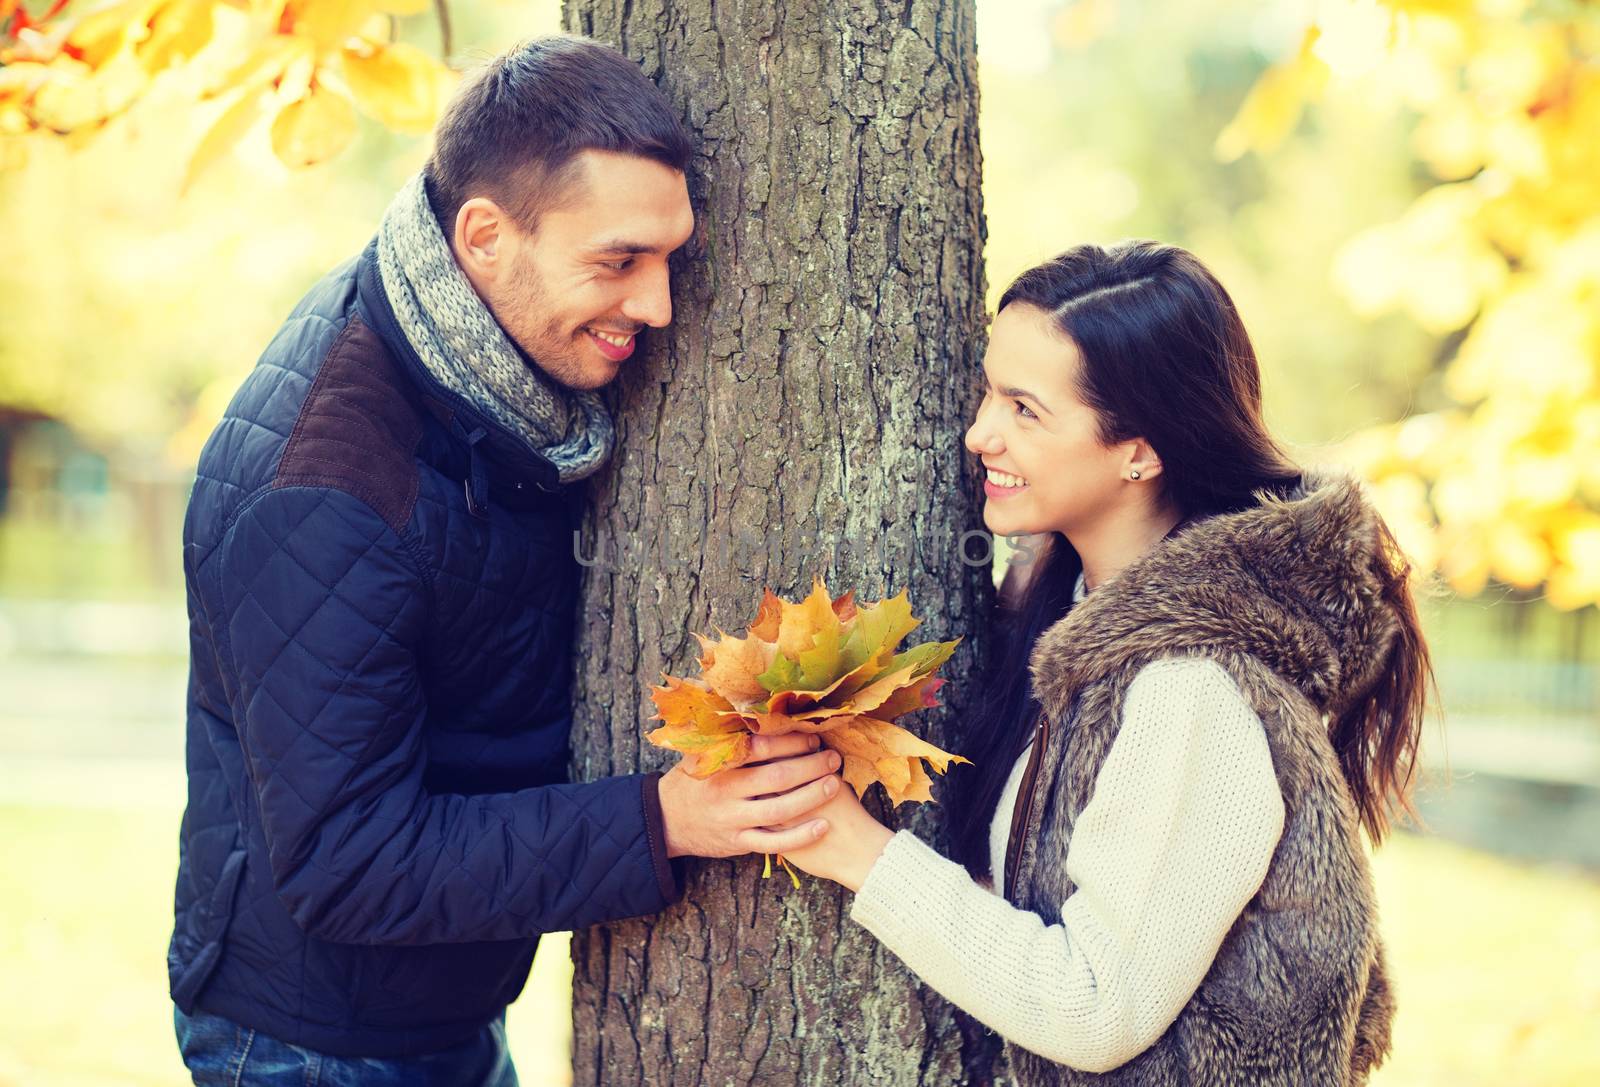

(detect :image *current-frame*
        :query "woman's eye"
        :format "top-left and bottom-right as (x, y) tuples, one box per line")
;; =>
(1014, 400), (1036, 419)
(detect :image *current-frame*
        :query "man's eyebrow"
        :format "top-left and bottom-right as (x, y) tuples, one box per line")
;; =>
(585, 239), (667, 257)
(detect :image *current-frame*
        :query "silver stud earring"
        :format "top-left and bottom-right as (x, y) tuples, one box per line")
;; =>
(1130, 470), (1141, 480)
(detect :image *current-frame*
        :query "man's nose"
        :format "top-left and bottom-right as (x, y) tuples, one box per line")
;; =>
(621, 264), (673, 329)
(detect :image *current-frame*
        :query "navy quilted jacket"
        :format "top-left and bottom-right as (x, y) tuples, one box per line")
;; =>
(168, 240), (679, 1058)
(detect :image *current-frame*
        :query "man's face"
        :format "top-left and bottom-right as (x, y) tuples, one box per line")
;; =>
(487, 150), (695, 391)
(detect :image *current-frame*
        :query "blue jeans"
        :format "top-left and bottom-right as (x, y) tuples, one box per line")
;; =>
(173, 1006), (518, 1087)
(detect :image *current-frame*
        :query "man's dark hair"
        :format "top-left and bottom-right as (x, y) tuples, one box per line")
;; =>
(424, 35), (693, 235)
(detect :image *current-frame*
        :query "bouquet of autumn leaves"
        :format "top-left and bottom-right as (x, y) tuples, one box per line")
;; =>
(647, 579), (970, 884)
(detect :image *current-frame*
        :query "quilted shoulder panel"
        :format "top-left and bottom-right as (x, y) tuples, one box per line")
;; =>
(273, 315), (424, 536)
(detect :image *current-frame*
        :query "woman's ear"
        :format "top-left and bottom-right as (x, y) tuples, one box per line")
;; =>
(1124, 439), (1163, 483)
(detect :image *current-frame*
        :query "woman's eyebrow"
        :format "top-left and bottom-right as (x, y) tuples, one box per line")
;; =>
(999, 384), (1051, 414)
(980, 367), (1051, 414)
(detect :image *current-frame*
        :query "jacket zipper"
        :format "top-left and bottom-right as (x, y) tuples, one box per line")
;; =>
(1003, 711), (1050, 899)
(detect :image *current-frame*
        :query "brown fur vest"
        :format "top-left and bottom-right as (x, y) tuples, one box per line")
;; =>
(1004, 471), (1397, 1086)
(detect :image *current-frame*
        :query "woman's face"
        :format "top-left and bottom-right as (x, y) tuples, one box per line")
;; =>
(964, 303), (1131, 540)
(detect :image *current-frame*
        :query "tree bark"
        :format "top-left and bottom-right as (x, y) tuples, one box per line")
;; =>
(562, 1), (994, 1082)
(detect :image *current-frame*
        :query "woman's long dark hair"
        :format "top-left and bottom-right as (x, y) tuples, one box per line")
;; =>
(948, 241), (1431, 876)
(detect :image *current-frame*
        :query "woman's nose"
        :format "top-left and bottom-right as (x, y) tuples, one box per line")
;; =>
(964, 395), (1003, 456)
(964, 418), (1001, 457)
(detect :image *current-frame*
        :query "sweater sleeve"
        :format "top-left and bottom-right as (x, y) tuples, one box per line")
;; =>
(849, 658), (1284, 1073)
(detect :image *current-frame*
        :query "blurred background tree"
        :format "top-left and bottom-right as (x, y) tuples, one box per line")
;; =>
(0, 1), (1596, 1085)
(4, 0), (1592, 607)
(1221, 0), (1600, 611)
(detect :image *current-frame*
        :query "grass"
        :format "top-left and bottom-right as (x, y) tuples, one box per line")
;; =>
(1369, 833), (1600, 1085)
(1, 806), (1595, 1086)
(0, 804), (573, 1087)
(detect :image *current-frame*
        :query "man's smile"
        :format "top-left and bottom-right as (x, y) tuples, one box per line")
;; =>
(585, 325), (638, 361)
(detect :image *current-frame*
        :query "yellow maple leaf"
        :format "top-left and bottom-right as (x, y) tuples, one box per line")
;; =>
(825, 715), (971, 805)
(692, 629), (774, 709)
(269, 81), (356, 168)
(340, 40), (445, 135)
(872, 673), (947, 721)
(748, 588), (784, 640)
(646, 676), (750, 776)
(645, 578), (969, 807)
(65, 0), (165, 69)
(281, 0), (376, 55)
(138, 0), (216, 74)
(0, 62), (49, 108)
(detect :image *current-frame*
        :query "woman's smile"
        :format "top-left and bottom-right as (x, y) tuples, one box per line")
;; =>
(984, 465), (1030, 499)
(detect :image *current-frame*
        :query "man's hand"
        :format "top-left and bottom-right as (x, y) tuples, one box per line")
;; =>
(658, 734), (843, 859)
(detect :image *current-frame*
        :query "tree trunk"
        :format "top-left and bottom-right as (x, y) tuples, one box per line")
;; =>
(562, 1), (994, 1082)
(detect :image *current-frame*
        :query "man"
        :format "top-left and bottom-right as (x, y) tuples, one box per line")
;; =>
(169, 36), (840, 1083)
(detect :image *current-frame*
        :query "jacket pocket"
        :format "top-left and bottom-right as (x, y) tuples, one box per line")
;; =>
(172, 845), (247, 1008)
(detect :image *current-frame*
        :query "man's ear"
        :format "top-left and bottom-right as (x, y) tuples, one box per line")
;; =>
(1124, 438), (1164, 483)
(453, 197), (508, 281)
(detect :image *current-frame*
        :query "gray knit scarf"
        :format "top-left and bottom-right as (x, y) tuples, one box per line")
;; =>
(376, 173), (615, 483)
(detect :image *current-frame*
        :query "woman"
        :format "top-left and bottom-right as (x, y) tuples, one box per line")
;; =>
(779, 241), (1429, 1085)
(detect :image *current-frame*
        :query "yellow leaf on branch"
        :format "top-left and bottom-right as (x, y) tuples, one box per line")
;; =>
(340, 39), (447, 134)
(29, 45), (148, 130)
(1, 0), (455, 174)
(202, 33), (312, 99)
(183, 83), (269, 191)
(269, 79), (356, 167)
(281, 0), (377, 55)
(139, 0), (216, 74)
(65, 0), (165, 69)
(1214, 27), (1328, 163)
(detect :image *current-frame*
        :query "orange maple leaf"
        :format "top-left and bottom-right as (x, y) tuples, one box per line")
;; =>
(647, 578), (970, 808)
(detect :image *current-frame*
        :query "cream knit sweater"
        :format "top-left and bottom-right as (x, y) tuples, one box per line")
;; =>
(849, 657), (1286, 1073)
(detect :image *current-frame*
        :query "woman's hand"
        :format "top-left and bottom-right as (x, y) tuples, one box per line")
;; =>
(774, 776), (895, 892)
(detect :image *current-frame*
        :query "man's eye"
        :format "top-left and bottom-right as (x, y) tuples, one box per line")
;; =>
(602, 259), (633, 272)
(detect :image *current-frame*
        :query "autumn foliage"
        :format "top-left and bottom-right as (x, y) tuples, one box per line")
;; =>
(647, 580), (970, 808)
(0, 0), (454, 184)
(1219, 0), (1600, 608)
(4, 0), (1596, 610)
